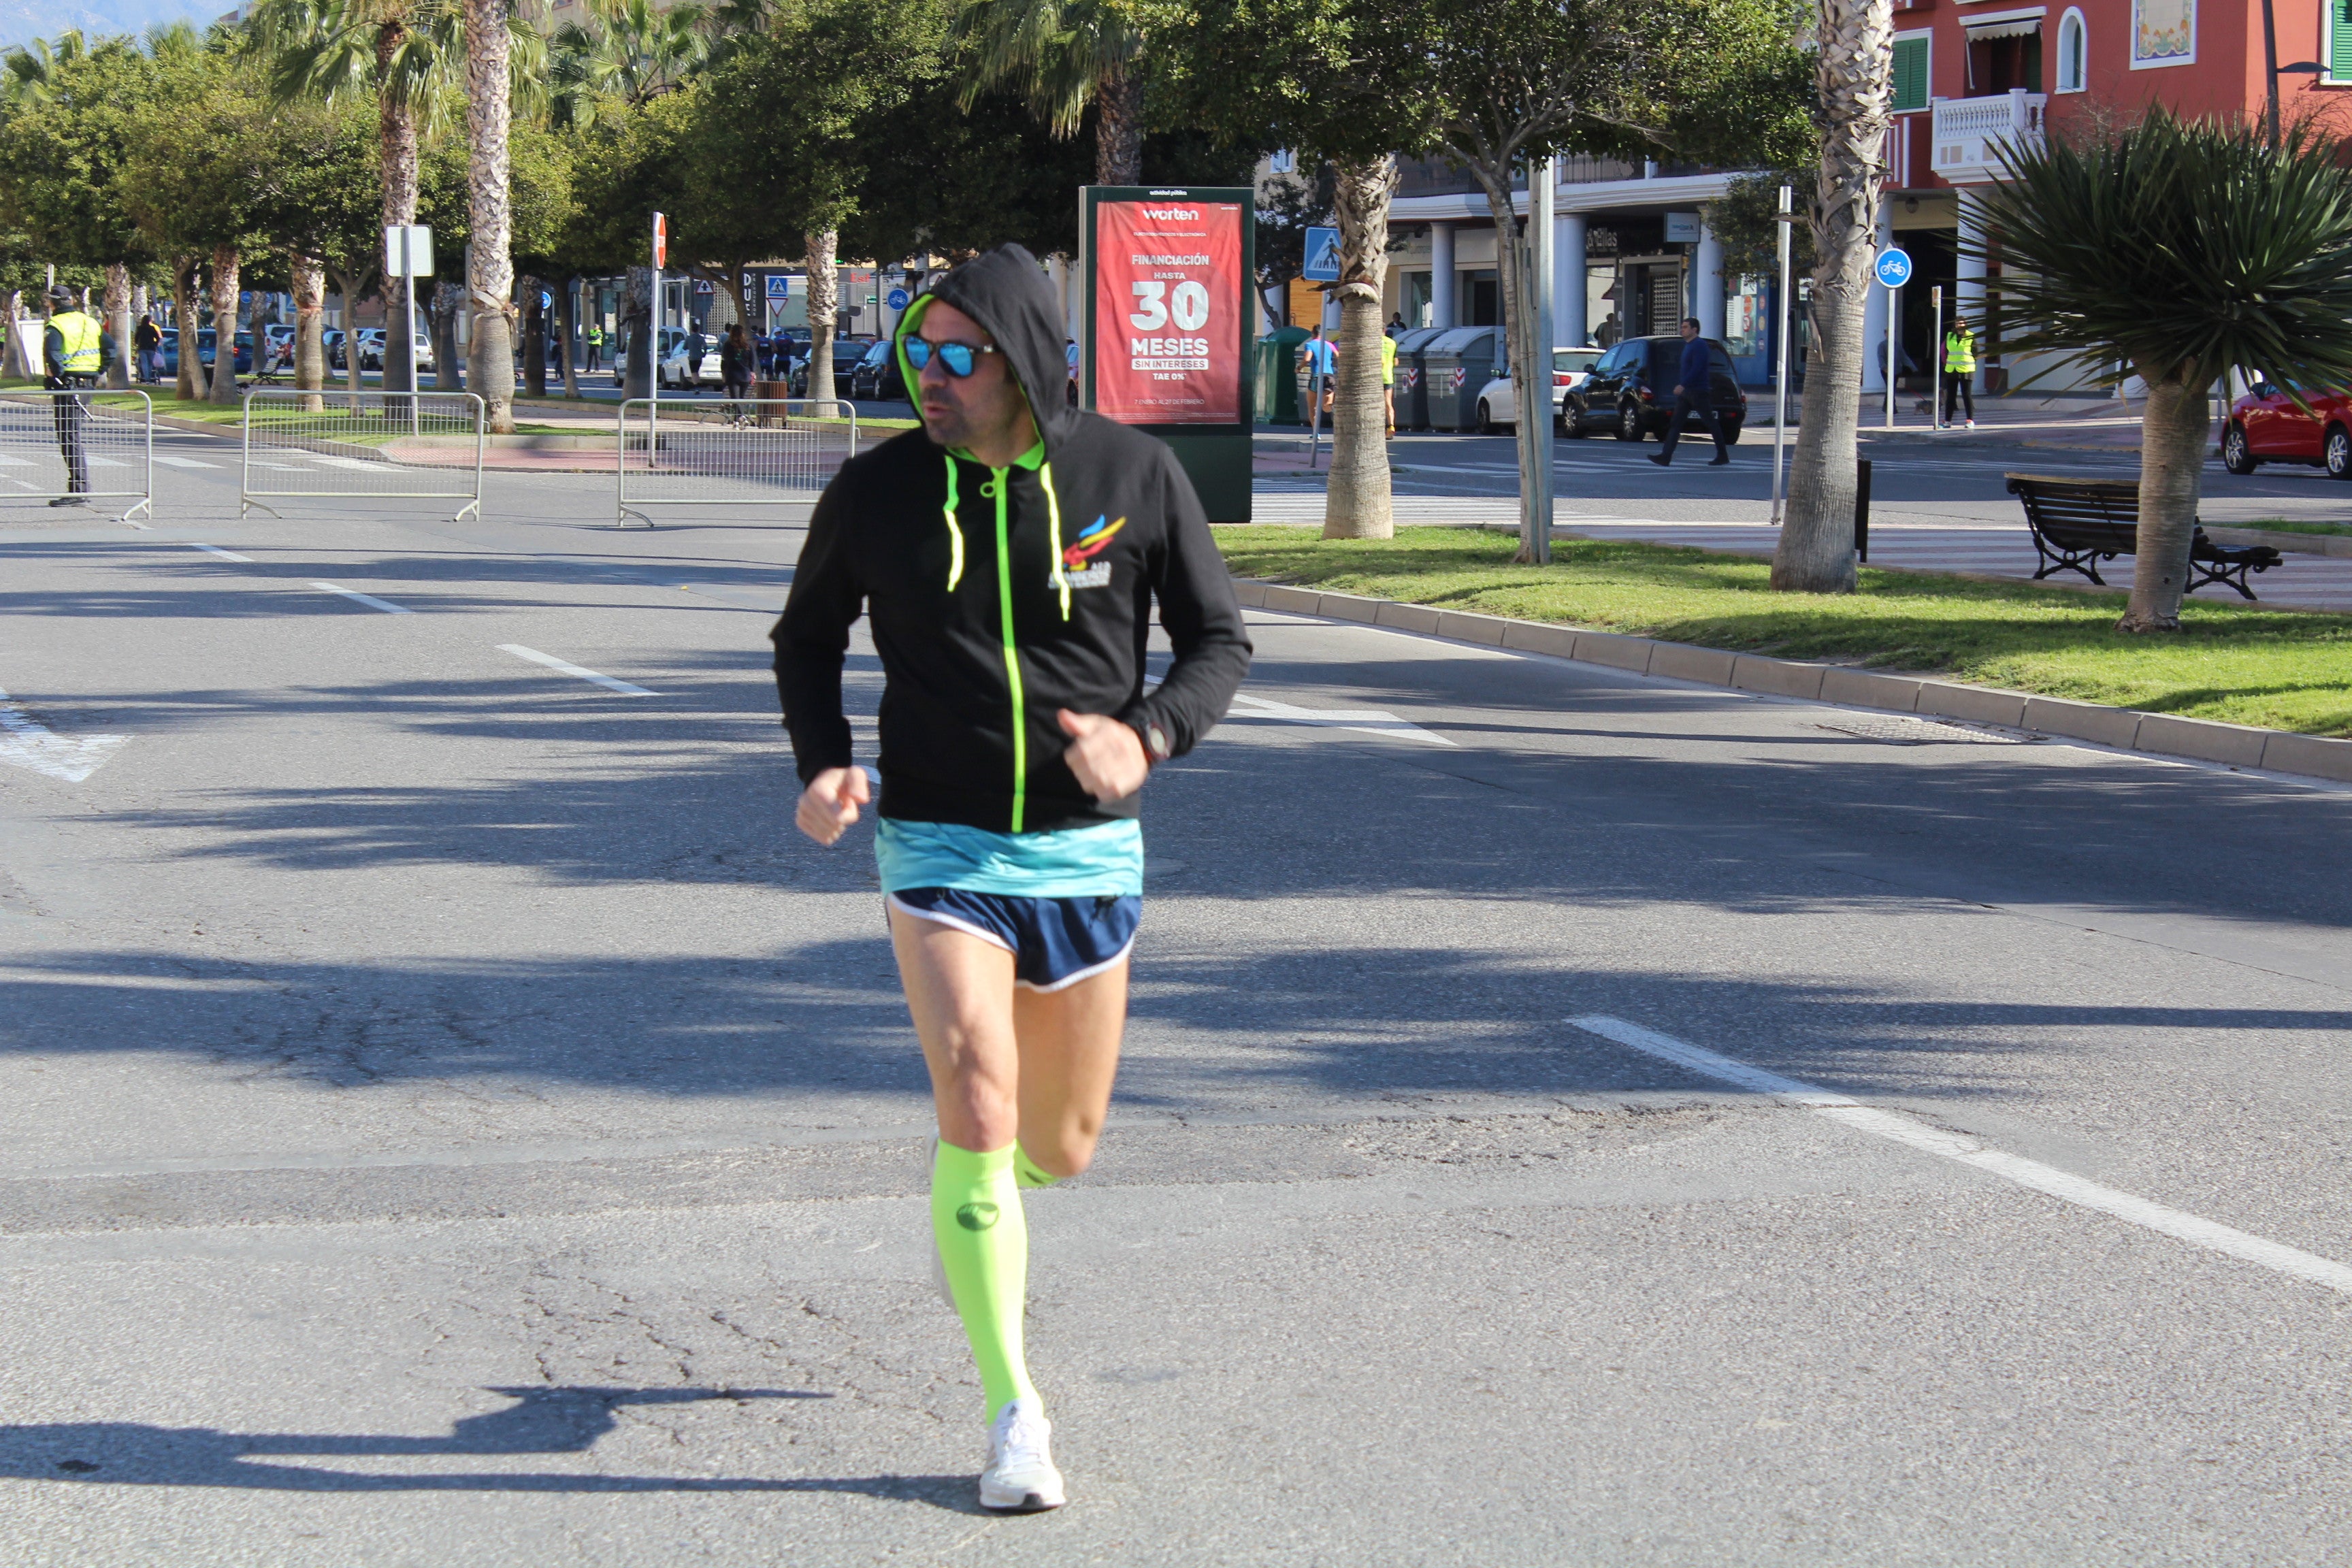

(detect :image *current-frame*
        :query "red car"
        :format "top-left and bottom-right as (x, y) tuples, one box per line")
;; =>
(2221, 378), (2352, 478)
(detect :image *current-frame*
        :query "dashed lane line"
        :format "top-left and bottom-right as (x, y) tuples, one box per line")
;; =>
(1571, 1013), (2352, 1297)
(186, 543), (252, 562)
(310, 581), (413, 615)
(496, 642), (658, 696)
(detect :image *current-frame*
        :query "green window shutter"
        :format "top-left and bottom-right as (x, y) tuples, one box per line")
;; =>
(2331, 0), (2352, 82)
(1892, 36), (1930, 112)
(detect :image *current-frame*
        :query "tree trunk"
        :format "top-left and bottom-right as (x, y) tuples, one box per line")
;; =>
(463, 0), (516, 432)
(1094, 64), (1145, 186)
(174, 260), (206, 402)
(431, 280), (463, 391)
(623, 265), (653, 399)
(1465, 154), (1554, 565)
(557, 275), (580, 398)
(804, 229), (838, 404)
(2119, 370), (2209, 632)
(328, 265), (363, 411)
(1323, 154), (1396, 540)
(209, 245), (242, 408)
(291, 250), (327, 412)
(2, 290), (21, 380)
(379, 21), (419, 398)
(103, 263), (131, 390)
(1771, 0), (1892, 594)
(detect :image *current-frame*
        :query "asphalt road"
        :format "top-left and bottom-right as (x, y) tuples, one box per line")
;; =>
(0, 440), (2347, 1564)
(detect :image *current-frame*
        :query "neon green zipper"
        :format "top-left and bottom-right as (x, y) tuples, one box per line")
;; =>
(985, 465), (1028, 832)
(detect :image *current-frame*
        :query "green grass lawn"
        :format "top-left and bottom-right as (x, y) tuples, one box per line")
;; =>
(2237, 519), (2352, 538)
(1215, 525), (2352, 736)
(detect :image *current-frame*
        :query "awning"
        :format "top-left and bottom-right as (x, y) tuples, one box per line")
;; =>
(1965, 17), (2044, 38)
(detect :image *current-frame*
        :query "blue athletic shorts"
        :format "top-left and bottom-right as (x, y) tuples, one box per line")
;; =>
(886, 888), (1142, 991)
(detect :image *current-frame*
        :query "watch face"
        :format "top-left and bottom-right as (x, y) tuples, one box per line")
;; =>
(1147, 724), (1171, 760)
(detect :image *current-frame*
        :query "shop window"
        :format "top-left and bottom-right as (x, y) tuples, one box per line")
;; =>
(2056, 10), (2088, 89)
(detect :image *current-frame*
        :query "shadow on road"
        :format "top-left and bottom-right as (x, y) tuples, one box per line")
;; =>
(0, 1385), (976, 1507)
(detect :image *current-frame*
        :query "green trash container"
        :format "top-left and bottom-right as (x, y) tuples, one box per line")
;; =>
(1254, 327), (1311, 425)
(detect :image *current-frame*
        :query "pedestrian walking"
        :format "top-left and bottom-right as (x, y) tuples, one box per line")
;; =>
(1941, 320), (1978, 429)
(772, 245), (1250, 1516)
(585, 321), (604, 373)
(43, 286), (116, 506)
(1649, 316), (1731, 468)
(133, 312), (163, 385)
(1064, 336), (1079, 407)
(1298, 324), (1337, 421)
(719, 323), (753, 402)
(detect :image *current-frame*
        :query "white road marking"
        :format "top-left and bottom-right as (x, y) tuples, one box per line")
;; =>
(310, 456), (387, 471)
(497, 643), (658, 696)
(84, 457), (129, 468)
(310, 581), (412, 615)
(152, 454), (221, 469)
(1570, 1013), (2352, 1297)
(0, 453), (30, 466)
(186, 543), (252, 562)
(1227, 690), (1457, 746)
(0, 684), (129, 783)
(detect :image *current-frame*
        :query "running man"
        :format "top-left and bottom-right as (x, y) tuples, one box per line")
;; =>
(771, 244), (1250, 1512)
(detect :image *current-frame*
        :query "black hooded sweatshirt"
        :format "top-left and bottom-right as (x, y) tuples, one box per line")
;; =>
(770, 244), (1252, 835)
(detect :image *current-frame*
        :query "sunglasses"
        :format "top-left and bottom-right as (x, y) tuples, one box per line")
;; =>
(904, 338), (1002, 378)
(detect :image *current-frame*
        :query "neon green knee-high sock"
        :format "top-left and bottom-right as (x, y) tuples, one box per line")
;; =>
(931, 1139), (1039, 1421)
(1013, 1142), (1061, 1190)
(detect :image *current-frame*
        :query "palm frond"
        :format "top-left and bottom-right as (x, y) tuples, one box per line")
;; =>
(948, 0), (1141, 137)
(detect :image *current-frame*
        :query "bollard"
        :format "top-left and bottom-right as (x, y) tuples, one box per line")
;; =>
(1855, 457), (1872, 563)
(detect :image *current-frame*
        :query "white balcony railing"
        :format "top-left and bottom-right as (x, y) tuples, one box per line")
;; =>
(1929, 91), (2046, 183)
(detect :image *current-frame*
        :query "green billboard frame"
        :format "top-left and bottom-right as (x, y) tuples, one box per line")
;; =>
(1078, 184), (1256, 524)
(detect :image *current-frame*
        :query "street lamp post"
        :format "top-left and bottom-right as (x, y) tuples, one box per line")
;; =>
(1771, 184), (1795, 527)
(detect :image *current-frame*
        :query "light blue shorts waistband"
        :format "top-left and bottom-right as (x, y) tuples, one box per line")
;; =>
(875, 815), (1144, 898)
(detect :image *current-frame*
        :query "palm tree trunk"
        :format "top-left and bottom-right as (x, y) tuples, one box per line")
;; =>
(208, 245), (241, 408)
(431, 280), (463, 391)
(1323, 154), (1396, 540)
(804, 229), (838, 404)
(1771, 0), (1892, 595)
(2119, 370), (2208, 632)
(521, 276), (546, 399)
(291, 251), (327, 412)
(1094, 65), (1145, 186)
(329, 265), (363, 411)
(464, 0), (516, 433)
(103, 263), (131, 391)
(379, 21), (419, 399)
(174, 259), (206, 402)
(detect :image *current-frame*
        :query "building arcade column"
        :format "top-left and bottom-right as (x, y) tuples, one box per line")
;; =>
(1428, 221), (1456, 329)
(1956, 186), (1987, 393)
(1694, 216), (1726, 340)
(1557, 212), (1588, 347)
(1860, 201), (1893, 393)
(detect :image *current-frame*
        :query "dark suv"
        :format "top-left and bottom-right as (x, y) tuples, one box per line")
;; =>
(1567, 335), (1748, 442)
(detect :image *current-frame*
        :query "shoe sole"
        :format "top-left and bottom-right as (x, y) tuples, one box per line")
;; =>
(979, 1484), (1066, 1512)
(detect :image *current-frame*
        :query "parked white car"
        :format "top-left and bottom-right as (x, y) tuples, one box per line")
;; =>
(1475, 347), (1604, 432)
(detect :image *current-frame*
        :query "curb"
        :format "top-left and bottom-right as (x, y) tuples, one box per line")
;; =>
(2203, 525), (2352, 560)
(1231, 577), (2352, 785)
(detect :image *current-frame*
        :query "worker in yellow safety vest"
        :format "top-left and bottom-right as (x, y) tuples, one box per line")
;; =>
(42, 287), (118, 506)
(1381, 328), (1399, 438)
(1940, 320), (1977, 430)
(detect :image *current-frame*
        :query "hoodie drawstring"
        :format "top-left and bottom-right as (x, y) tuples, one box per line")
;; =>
(941, 454), (965, 591)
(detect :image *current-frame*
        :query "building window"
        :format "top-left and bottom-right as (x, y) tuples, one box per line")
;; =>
(1893, 33), (1932, 110)
(2327, 0), (2352, 81)
(2055, 9), (2087, 88)
(1967, 18), (2044, 94)
(2131, 0), (2194, 67)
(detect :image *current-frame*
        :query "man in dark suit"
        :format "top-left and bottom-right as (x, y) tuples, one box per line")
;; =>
(1650, 316), (1731, 467)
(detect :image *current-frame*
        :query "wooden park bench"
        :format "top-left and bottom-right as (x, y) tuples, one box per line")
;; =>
(2005, 473), (2283, 600)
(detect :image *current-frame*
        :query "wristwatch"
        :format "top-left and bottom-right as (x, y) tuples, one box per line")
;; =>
(1132, 718), (1172, 765)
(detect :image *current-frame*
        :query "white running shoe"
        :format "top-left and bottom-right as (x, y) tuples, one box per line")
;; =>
(979, 1398), (1066, 1512)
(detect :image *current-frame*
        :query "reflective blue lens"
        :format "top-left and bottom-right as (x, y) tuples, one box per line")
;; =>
(906, 338), (979, 377)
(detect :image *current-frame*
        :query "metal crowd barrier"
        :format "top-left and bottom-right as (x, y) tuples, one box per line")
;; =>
(0, 389), (152, 522)
(615, 397), (859, 527)
(240, 389), (485, 521)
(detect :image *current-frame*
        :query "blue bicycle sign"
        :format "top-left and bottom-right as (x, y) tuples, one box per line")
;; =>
(1874, 247), (1914, 288)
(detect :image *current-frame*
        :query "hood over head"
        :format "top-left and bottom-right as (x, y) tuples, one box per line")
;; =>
(896, 244), (1077, 450)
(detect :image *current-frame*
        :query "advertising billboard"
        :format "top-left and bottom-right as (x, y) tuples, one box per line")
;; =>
(1090, 195), (1246, 426)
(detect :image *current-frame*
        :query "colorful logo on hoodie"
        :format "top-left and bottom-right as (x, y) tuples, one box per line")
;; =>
(1062, 514), (1124, 589)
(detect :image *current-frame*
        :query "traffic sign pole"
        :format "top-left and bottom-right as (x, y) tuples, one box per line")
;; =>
(1931, 284), (1944, 431)
(1873, 246), (1913, 431)
(649, 212), (665, 453)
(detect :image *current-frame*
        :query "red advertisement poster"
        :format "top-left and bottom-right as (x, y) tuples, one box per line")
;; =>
(1092, 198), (1244, 425)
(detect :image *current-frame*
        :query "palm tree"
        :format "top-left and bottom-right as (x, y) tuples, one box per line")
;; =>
(1771, 0), (1891, 595)
(1972, 111), (2352, 631)
(1322, 156), (1396, 540)
(462, 0), (513, 431)
(546, 0), (710, 128)
(949, 0), (1146, 185)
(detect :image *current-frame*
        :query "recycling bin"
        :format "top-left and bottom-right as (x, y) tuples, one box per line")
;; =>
(1253, 326), (1311, 425)
(1420, 326), (1501, 432)
(1391, 326), (1448, 430)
